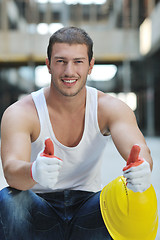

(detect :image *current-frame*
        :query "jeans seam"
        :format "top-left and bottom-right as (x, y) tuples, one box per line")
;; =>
(70, 191), (100, 224)
(74, 224), (107, 231)
(34, 222), (60, 232)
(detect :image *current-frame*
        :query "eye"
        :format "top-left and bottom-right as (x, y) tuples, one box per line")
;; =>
(75, 60), (83, 64)
(57, 60), (64, 63)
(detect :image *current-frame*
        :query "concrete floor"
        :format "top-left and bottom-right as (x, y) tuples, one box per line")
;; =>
(0, 137), (160, 239)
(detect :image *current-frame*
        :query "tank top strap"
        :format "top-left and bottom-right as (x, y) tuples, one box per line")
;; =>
(31, 88), (52, 139)
(86, 86), (100, 135)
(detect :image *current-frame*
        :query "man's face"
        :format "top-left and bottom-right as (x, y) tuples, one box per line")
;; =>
(46, 43), (94, 97)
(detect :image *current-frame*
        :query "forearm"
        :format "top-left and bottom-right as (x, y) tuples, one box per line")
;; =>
(3, 159), (36, 191)
(111, 124), (153, 170)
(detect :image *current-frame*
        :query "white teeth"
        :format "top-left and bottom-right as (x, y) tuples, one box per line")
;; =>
(63, 80), (76, 83)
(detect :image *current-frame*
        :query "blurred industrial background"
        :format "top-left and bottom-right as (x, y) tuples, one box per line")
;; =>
(0, 0), (160, 239)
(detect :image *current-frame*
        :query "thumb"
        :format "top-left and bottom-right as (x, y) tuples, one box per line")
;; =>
(127, 144), (140, 165)
(123, 144), (144, 171)
(43, 138), (54, 156)
(41, 138), (63, 162)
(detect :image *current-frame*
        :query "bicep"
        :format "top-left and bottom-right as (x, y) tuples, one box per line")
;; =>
(109, 102), (147, 161)
(1, 107), (32, 169)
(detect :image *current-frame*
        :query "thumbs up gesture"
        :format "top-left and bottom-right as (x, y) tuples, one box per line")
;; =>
(123, 145), (151, 192)
(31, 138), (63, 189)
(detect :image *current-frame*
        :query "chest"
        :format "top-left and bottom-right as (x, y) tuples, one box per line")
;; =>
(49, 109), (85, 147)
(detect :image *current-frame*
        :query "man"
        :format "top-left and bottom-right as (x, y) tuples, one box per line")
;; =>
(0, 27), (152, 240)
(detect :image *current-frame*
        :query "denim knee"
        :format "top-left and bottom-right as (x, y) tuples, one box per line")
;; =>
(0, 187), (33, 219)
(0, 187), (63, 240)
(0, 187), (36, 239)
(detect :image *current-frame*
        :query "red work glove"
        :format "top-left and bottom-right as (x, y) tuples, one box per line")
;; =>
(123, 144), (151, 192)
(31, 138), (63, 189)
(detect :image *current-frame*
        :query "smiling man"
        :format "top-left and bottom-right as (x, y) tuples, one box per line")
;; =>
(46, 42), (94, 97)
(0, 27), (152, 240)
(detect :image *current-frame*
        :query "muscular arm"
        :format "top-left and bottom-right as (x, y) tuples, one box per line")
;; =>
(98, 92), (153, 170)
(1, 97), (36, 190)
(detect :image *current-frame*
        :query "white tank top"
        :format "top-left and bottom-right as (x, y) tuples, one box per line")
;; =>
(31, 86), (109, 193)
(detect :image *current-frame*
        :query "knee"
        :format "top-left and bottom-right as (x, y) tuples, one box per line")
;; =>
(0, 187), (36, 238)
(0, 187), (33, 213)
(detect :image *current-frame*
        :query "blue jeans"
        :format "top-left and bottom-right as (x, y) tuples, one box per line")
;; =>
(0, 187), (112, 240)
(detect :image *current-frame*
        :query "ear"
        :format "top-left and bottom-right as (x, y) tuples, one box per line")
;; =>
(46, 58), (51, 74)
(88, 58), (95, 75)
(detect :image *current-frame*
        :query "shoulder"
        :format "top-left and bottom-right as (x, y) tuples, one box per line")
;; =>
(2, 94), (34, 119)
(98, 90), (128, 112)
(97, 90), (136, 127)
(1, 93), (37, 134)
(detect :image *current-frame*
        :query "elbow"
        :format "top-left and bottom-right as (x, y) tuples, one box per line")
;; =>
(145, 145), (153, 171)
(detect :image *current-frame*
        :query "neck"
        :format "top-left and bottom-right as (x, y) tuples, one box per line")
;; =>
(45, 85), (87, 114)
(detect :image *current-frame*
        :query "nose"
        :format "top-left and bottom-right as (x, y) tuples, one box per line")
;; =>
(64, 62), (75, 76)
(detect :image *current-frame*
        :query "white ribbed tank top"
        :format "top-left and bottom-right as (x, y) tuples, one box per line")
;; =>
(31, 86), (109, 193)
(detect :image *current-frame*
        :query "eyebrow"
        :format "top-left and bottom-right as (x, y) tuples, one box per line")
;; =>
(54, 56), (87, 60)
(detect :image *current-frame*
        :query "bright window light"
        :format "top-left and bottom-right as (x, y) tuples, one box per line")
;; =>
(28, 24), (37, 34)
(64, 0), (106, 4)
(37, 23), (63, 35)
(36, 0), (64, 3)
(37, 23), (49, 34)
(35, 66), (51, 87)
(64, 0), (77, 4)
(94, 0), (106, 4)
(109, 92), (137, 111)
(140, 18), (152, 55)
(88, 64), (117, 81)
(93, 0), (106, 3)
(78, 0), (106, 4)
(49, 23), (64, 34)
(36, 0), (48, 3)
(49, 0), (63, 3)
(36, 0), (106, 3)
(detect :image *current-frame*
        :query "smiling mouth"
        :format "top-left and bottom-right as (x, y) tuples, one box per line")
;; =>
(62, 79), (77, 83)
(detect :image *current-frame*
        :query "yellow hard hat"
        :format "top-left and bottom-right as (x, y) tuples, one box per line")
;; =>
(100, 176), (158, 240)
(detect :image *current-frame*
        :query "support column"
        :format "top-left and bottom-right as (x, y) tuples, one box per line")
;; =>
(131, 0), (139, 28)
(90, 4), (97, 25)
(146, 61), (155, 136)
(1, 0), (9, 57)
(61, 3), (69, 26)
(122, 60), (131, 93)
(147, 0), (156, 16)
(1, 0), (8, 31)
